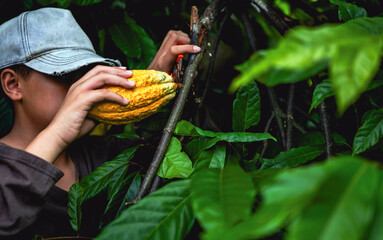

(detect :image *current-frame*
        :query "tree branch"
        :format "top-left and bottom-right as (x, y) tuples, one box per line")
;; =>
(132, 0), (223, 203)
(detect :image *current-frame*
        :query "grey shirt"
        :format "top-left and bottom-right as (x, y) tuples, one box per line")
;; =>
(0, 135), (138, 239)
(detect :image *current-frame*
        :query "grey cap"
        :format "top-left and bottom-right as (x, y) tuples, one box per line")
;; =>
(0, 7), (120, 76)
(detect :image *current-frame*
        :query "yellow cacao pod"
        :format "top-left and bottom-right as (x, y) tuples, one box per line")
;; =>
(88, 69), (177, 125)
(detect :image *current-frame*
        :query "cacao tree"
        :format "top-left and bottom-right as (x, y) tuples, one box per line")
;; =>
(1, 0), (383, 239)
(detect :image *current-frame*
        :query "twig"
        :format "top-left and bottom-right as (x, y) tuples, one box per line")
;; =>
(133, 0), (222, 203)
(258, 112), (275, 165)
(286, 84), (295, 150)
(319, 101), (333, 157)
(196, 8), (230, 125)
(268, 88), (287, 148)
(240, 9), (287, 148)
(250, 0), (290, 35)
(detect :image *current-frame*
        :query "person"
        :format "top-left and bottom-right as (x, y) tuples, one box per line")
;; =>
(0, 7), (200, 239)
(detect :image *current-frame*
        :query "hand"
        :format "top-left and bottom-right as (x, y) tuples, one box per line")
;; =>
(25, 66), (135, 163)
(147, 30), (201, 73)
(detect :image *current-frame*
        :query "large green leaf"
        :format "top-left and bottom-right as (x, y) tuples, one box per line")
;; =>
(175, 120), (276, 143)
(204, 156), (380, 240)
(353, 108), (383, 155)
(365, 170), (383, 240)
(260, 145), (324, 169)
(230, 17), (383, 114)
(95, 179), (194, 240)
(204, 160), (329, 240)
(109, 15), (141, 59)
(232, 80), (260, 132)
(125, 15), (157, 69)
(287, 157), (380, 240)
(68, 146), (138, 231)
(157, 137), (192, 179)
(330, 0), (368, 22)
(191, 166), (256, 232)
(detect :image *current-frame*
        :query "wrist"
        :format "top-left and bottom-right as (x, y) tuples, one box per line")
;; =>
(24, 126), (68, 163)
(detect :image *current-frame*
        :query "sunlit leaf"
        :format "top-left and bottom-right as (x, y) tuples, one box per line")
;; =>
(230, 17), (383, 114)
(95, 180), (194, 240)
(233, 80), (260, 132)
(157, 137), (192, 179)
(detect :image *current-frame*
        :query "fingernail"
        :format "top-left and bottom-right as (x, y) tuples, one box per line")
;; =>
(127, 80), (136, 86)
(123, 98), (130, 104)
(118, 66), (127, 69)
(193, 46), (201, 52)
(126, 70), (133, 75)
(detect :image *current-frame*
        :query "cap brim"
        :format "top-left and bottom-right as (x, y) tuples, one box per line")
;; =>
(24, 48), (121, 76)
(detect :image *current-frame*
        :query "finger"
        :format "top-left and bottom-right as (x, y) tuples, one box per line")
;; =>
(85, 88), (130, 106)
(75, 65), (133, 86)
(159, 31), (191, 51)
(82, 72), (136, 90)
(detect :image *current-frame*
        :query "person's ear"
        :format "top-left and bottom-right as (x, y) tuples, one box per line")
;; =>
(1, 69), (22, 101)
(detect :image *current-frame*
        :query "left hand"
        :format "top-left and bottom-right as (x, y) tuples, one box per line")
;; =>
(148, 30), (201, 73)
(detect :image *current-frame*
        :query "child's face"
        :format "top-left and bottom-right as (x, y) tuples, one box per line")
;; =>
(20, 70), (70, 130)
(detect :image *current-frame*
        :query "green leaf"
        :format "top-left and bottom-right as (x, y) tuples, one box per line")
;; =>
(353, 108), (383, 155)
(208, 143), (226, 169)
(365, 170), (383, 240)
(100, 171), (136, 229)
(124, 16), (157, 69)
(184, 137), (221, 161)
(68, 146), (138, 231)
(109, 15), (141, 59)
(157, 137), (193, 179)
(330, 0), (368, 22)
(260, 145), (324, 169)
(191, 166), (256, 232)
(175, 120), (276, 142)
(287, 157), (380, 240)
(95, 179), (194, 240)
(68, 182), (84, 232)
(310, 79), (334, 112)
(117, 173), (142, 216)
(204, 160), (329, 240)
(232, 80), (260, 132)
(74, 0), (102, 5)
(229, 17), (383, 114)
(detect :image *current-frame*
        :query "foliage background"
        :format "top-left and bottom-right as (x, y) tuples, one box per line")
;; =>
(1, 0), (383, 239)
